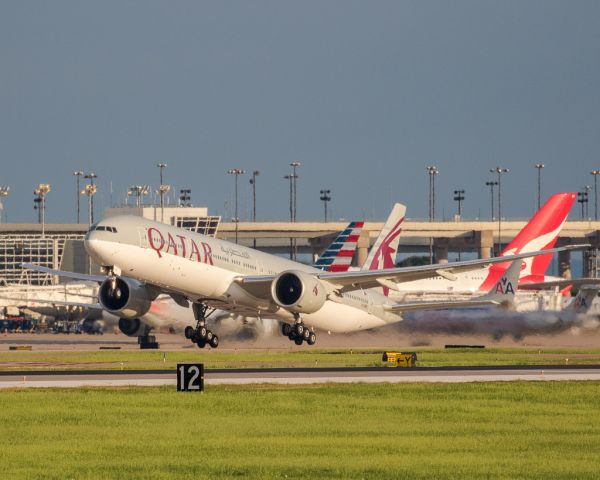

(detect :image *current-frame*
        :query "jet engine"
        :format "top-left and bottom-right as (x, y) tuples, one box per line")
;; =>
(271, 270), (327, 314)
(117, 317), (148, 337)
(98, 277), (157, 319)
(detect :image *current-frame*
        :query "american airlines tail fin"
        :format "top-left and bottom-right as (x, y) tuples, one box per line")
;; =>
(479, 192), (576, 291)
(362, 203), (406, 271)
(313, 221), (364, 272)
(478, 259), (521, 309)
(565, 286), (599, 315)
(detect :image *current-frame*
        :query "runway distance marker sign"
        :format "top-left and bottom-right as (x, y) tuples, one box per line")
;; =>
(177, 363), (204, 392)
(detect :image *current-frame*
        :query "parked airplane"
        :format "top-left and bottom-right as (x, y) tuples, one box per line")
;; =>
(390, 192), (577, 296)
(401, 283), (600, 341)
(23, 206), (581, 348)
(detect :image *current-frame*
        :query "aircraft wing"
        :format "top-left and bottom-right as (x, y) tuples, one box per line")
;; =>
(315, 245), (586, 292)
(518, 278), (600, 290)
(236, 245), (586, 297)
(20, 263), (106, 283)
(383, 299), (499, 313)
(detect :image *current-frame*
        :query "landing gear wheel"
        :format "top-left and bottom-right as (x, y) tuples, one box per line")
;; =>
(307, 332), (317, 345)
(209, 335), (219, 348)
(184, 326), (194, 339)
(294, 323), (305, 337)
(196, 339), (206, 348)
(198, 326), (208, 340)
(294, 337), (303, 346)
(206, 330), (214, 342)
(302, 328), (310, 341)
(282, 323), (292, 336)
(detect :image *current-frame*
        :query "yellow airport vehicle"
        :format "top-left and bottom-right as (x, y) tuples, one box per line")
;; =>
(382, 351), (417, 367)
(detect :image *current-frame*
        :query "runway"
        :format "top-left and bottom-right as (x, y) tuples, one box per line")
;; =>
(1, 365), (600, 388)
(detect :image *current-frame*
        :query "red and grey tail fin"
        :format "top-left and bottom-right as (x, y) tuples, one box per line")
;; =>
(313, 221), (364, 272)
(479, 192), (576, 291)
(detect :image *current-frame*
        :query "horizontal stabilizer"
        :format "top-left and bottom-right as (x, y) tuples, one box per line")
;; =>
(384, 299), (498, 313)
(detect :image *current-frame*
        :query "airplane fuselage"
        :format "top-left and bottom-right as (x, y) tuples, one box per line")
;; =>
(85, 216), (400, 333)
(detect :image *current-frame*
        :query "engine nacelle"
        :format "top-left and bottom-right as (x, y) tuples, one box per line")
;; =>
(98, 277), (157, 319)
(118, 318), (148, 337)
(271, 270), (327, 314)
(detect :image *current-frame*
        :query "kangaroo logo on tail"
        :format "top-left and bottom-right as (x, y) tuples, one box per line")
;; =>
(479, 192), (576, 291)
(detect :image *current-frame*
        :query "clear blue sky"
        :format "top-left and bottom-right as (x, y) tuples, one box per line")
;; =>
(1, 1), (599, 223)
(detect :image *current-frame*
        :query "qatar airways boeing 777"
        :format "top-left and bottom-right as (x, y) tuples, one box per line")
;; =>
(23, 210), (582, 348)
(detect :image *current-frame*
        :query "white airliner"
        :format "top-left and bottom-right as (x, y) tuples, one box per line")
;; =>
(23, 212), (581, 348)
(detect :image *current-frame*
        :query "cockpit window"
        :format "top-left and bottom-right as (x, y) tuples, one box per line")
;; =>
(93, 226), (118, 233)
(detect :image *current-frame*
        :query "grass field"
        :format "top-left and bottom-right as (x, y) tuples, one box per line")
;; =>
(0, 382), (599, 479)
(1, 347), (600, 371)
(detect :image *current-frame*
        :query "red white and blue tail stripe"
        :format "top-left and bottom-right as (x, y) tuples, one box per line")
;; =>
(313, 221), (364, 272)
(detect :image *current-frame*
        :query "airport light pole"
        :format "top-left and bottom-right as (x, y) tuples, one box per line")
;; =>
(534, 164), (544, 211)
(127, 185), (151, 207)
(73, 171), (83, 223)
(283, 173), (296, 259)
(485, 180), (498, 220)
(157, 163), (168, 223)
(82, 184), (97, 226)
(426, 165), (439, 264)
(577, 189), (589, 220)
(0, 186), (9, 224)
(228, 168), (245, 244)
(585, 185), (592, 219)
(179, 189), (191, 207)
(320, 189), (331, 222)
(490, 167), (509, 255)
(290, 162), (300, 260)
(84, 173), (97, 223)
(591, 170), (600, 220)
(249, 171), (259, 248)
(453, 189), (465, 219)
(34, 183), (51, 237)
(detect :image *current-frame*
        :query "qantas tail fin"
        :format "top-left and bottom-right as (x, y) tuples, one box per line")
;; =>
(362, 203), (406, 271)
(313, 221), (364, 272)
(479, 192), (576, 291)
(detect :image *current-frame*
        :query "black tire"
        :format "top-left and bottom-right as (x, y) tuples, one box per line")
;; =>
(288, 332), (296, 341)
(199, 326), (208, 340)
(196, 339), (206, 348)
(184, 326), (194, 339)
(206, 330), (214, 342)
(294, 337), (303, 346)
(294, 323), (304, 336)
(307, 333), (317, 345)
(302, 328), (310, 341)
(191, 333), (200, 343)
(209, 335), (219, 348)
(282, 323), (292, 336)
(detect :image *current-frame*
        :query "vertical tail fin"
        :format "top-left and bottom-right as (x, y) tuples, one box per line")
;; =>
(313, 221), (364, 272)
(362, 203), (406, 271)
(566, 286), (599, 314)
(479, 192), (576, 291)
(478, 259), (522, 309)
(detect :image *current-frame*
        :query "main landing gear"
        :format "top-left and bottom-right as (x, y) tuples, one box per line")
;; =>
(281, 315), (316, 346)
(185, 303), (220, 349)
